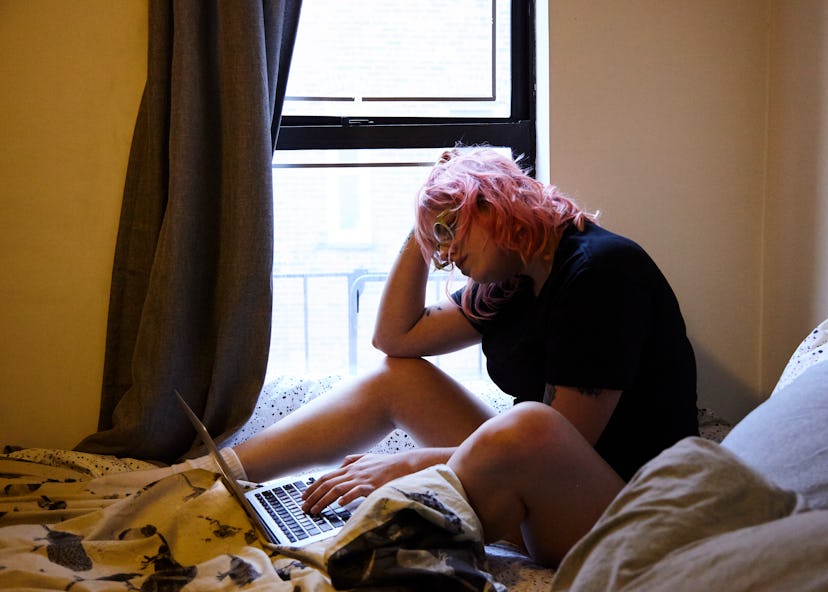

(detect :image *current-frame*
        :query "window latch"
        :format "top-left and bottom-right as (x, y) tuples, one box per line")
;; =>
(342, 118), (374, 127)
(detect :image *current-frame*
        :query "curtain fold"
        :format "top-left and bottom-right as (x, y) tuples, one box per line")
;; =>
(75, 0), (302, 463)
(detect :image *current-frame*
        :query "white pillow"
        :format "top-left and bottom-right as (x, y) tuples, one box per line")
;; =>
(722, 360), (828, 509)
(773, 318), (828, 394)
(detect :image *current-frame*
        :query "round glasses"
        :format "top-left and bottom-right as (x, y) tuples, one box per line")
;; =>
(432, 210), (457, 270)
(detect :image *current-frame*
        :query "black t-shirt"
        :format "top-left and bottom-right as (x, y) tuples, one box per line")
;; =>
(454, 222), (698, 481)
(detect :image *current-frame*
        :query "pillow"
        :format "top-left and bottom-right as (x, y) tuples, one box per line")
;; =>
(773, 318), (828, 394)
(608, 510), (828, 592)
(551, 437), (809, 592)
(722, 360), (828, 509)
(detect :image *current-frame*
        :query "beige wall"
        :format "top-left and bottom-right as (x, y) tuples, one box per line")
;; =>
(0, 2), (146, 448)
(548, 0), (769, 421)
(763, 0), (828, 388)
(546, 0), (826, 421)
(1, 1), (826, 448)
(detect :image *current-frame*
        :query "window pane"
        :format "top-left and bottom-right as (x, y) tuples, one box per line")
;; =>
(268, 148), (508, 381)
(284, 0), (512, 118)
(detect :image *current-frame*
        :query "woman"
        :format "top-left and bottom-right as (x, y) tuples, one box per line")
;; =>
(200, 146), (698, 566)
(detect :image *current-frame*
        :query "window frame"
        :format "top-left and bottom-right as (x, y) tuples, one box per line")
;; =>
(267, 0), (538, 379)
(275, 0), (537, 168)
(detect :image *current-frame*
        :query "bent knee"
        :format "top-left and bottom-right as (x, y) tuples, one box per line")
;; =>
(467, 403), (571, 463)
(377, 355), (432, 374)
(362, 356), (437, 392)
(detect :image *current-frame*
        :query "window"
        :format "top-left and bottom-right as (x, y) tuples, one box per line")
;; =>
(268, 0), (536, 381)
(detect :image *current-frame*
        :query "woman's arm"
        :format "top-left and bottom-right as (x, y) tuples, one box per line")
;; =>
(372, 230), (480, 357)
(546, 385), (621, 446)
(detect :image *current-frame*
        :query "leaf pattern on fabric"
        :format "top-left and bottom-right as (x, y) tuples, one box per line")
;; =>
(321, 465), (505, 591)
(36, 525), (93, 571)
(118, 523), (159, 540)
(217, 555), (262, 586)
(37, 494), (67, 511)
(243, 528), (258, 545)
(180, 472), (208, 500)
(3, 482), (44, 495)
(140, 531), (198, 590)
(328, 509), (493, 590)
(200, 514), (244, 539)
(275, 559), (308, 581)
(396, 488), (464, 534)
(65, 571), (143, 590)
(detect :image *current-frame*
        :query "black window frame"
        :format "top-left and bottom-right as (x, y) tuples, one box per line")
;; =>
(275, 0), (537, 169)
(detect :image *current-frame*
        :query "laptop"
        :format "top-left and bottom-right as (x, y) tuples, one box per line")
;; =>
(175, 390), (356, 546)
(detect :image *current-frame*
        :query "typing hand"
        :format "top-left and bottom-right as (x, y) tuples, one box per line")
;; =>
(300, 452), (414, 515)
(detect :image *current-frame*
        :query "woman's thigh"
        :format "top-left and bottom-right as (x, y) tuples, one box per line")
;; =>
(372, 356), (498, 447)
(449, 403), (624, 567)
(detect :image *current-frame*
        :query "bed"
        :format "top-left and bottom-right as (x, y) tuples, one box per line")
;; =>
(2, 319), (826, 591)
(0, 378), (557, 591)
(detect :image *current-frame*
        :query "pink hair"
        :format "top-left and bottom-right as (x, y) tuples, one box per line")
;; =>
(414, 146), (596, 320)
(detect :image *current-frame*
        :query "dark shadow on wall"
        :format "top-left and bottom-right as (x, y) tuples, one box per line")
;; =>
(695, 345), (762, 426)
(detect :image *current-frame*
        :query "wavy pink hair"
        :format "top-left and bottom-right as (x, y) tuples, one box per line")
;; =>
(414, 146), (596, 320)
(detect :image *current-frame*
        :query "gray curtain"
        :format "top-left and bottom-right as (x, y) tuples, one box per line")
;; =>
(75, 0), (302, 463)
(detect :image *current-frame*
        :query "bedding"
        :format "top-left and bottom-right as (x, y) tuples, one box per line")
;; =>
(1, 375), (733, 592)
(0, 379), (733, 592)
(722, 359), (828, 509)
(7, 433), (826, 592)
(0, 448), (545, 591)
(551, 437), (828, 592)
(3, 425), (802, 592)
(771, 317), (828, 394)
(0, 458), (487, 591)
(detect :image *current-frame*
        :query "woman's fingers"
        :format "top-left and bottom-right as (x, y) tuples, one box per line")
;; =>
(300, 468), (347, 513)
(302, 477), (353, 514)
(300, 453), (411, 514)
(341, 454), (364, 466)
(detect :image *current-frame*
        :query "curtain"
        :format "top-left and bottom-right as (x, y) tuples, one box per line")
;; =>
(75, 0), (302, 463)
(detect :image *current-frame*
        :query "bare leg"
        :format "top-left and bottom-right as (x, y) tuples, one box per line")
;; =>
(448, 402), (625, 568)
(235, 357), (496, 482)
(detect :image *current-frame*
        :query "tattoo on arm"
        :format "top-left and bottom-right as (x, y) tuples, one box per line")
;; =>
(399, 229), (415, 254)
(543, 384), (557, 405)
(544, 384), (604, 405)
(424, 304), (443, 317)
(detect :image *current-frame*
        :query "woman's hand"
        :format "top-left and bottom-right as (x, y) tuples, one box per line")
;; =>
(300, 452), (416, 515)
(372, 229), (479, 358)
(300, 447), (455, 515)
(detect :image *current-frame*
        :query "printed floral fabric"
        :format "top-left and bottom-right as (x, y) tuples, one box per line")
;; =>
(0, 451), (505, 591)
(286, 464), (505, 591)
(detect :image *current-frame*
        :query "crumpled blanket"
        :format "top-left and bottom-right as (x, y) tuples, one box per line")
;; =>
(551, 437), (828, 592)
(282, 464), (503, 591)
(0, 450), (505, 591)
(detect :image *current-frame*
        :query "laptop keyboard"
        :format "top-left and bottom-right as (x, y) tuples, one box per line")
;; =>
(254, 478), (352, 543)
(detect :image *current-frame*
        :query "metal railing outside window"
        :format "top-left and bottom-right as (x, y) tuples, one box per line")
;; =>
(270, 270), (486, 378)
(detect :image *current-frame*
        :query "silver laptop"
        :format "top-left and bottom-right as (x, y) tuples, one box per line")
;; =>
(175, 390), (355, 546)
